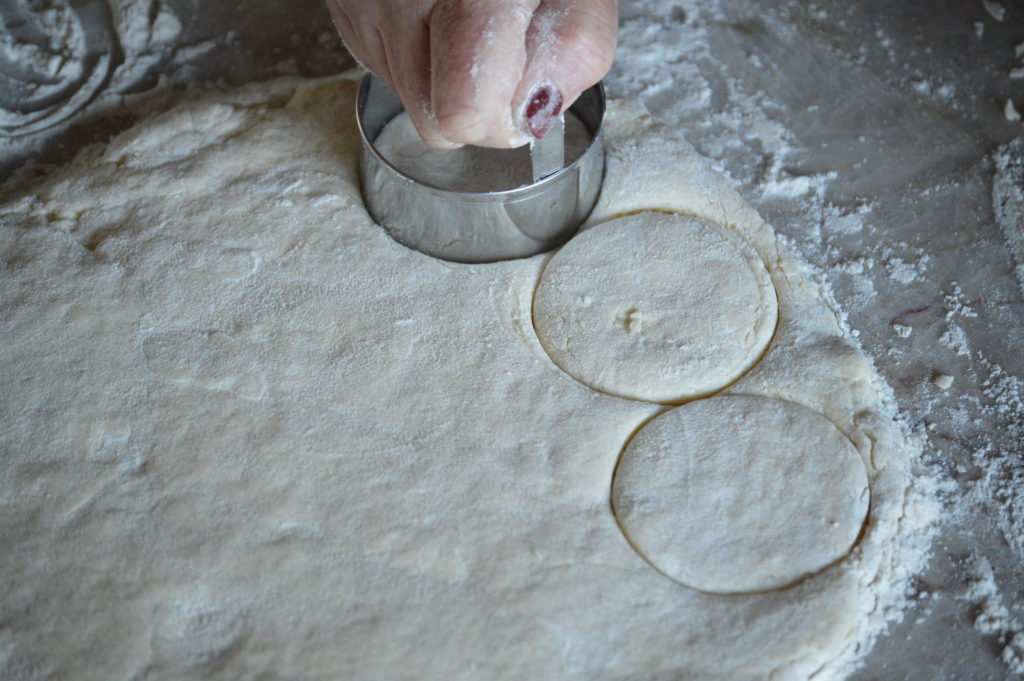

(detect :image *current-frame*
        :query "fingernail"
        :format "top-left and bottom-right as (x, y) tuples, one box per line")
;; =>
(524, 83), (563, 139)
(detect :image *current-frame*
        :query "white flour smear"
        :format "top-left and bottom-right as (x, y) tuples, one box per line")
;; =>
(994, 137), (1024, 292)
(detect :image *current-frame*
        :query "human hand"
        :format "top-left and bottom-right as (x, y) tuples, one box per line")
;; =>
(326, 0), (617, 149)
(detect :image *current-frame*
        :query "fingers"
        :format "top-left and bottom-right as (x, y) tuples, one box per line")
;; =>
(429, 0), (539, 148)
(514, 0), (618, 138)
(326, 1), (387, 80)
(327, 1), (454, 148)
(381, 13), (457, 148)
(327, 0), (618, 148)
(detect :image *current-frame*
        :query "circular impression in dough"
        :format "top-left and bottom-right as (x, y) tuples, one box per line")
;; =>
(532, 212), (777, 403)
(611, 395), (870, 594)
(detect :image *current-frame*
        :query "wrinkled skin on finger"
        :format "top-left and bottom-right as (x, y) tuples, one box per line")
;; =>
(326, 0), (618, 149)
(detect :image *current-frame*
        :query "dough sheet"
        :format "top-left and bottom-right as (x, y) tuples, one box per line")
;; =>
(0, 78), (930, 681)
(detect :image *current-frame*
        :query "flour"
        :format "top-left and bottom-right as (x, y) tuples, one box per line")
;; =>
(983, 0), (1007, 22)
(910, 79), (956, 102)
(0, 0), (186, 177)
(611, 0), (838, 216)
(1006, 100), (1021, 123)
(962, 556), (1024, 674)
(893, 323), (913, 338)
(0, 2), (84, 84)
(610, 3), (1024, 677)
(994, 137), (1024, 292)
(0, 0), (92, 135)
(885, 257), (923, 285)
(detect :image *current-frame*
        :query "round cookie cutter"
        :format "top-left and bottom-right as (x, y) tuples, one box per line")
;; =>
(356, 74), (606, 264)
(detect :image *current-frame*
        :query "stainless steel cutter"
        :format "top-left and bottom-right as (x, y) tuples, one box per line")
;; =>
(356, 74), (605, 263)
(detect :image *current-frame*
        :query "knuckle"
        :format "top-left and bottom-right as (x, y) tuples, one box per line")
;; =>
(561, 31), (616, 82)
(434, 108), (489, 144)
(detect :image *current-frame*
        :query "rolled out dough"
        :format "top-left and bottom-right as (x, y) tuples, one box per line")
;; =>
(612, 395), (870, 593)
(0, 77), (930, 681)
(532, 212), (778, 403)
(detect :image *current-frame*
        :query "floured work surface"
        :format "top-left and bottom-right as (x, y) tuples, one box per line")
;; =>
(0, 78), (937, 680)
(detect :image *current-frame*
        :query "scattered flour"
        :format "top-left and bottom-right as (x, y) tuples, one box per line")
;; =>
(962, 556), (1024, 674)
(893, 323), (913, 338)
(980, 358), (1024, 449)
(885, 256), (924, 285)
(983, 0), (1007, 22)
(911, 79), (956, 101)
(1, 0), (94, 135)
(612, 2), (1024, 677)
(1006, 100), (1021, 123)
(0, 0), (186, 176)
(993, 137), (1024, 292)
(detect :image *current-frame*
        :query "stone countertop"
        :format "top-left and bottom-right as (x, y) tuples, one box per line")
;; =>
(1, 0), (1021, 678)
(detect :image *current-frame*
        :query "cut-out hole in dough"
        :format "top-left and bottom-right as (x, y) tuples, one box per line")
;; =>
(532, 212), (778, 403)
(373, 111), (592, 193)
(611, 395), (870, 594)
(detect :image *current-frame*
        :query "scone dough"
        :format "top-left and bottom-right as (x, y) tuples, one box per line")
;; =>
(612, 395), (870, 593)
(0, 78), (929, 681)
(532, 212), (778, 403)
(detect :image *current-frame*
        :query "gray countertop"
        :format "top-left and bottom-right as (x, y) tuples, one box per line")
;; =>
(2, 0), (1022, 678)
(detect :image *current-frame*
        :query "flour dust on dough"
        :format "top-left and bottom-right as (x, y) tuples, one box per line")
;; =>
(612, 395), (870, 593)
(532, 212), (778, 403)
(0, 76), (936, 681)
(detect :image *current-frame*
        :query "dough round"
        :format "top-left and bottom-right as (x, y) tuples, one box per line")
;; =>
(532, 212), (777, 403)
(611, 395), (870, 593)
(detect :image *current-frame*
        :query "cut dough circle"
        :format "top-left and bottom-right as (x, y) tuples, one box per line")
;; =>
(611, 395), (870, 594)
(532, 212), (777, 403)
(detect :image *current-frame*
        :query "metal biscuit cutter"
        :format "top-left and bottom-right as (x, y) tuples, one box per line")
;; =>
(357, 74), (606, 264)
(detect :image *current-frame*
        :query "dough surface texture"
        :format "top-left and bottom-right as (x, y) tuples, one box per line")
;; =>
(0, 77), (933, 681)
(373, 110), (591, 192)
(612, 395), (870, 593)
(533, 212), (777, 403)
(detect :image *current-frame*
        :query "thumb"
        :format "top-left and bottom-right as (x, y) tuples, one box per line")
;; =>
(513, 0), (618, 139)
